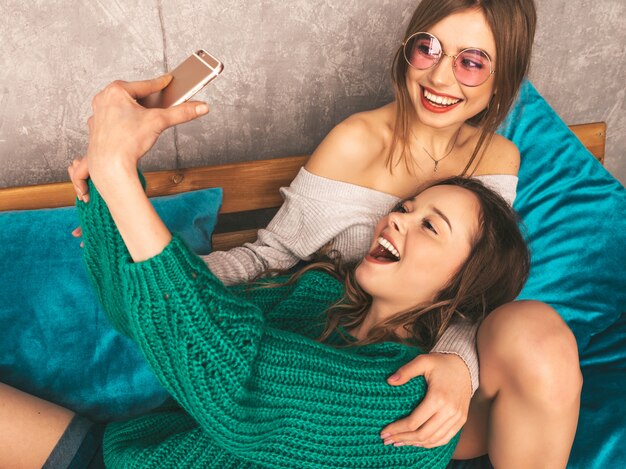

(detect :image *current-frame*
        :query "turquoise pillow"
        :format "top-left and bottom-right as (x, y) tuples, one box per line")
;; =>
(498, 81), (626, 348)
(0, 187), (222, 421)
(574, 313), (626, 467)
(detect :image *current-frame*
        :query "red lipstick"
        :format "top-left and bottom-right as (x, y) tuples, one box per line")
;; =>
(420, 86), (462, 114)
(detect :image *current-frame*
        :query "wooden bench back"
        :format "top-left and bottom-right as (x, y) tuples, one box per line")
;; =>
(0, 122), (607, 250)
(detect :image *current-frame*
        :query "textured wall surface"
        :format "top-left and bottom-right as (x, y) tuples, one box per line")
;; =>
(1, 0), (624, 188)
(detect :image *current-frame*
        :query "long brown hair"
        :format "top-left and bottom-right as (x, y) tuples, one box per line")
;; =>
(388, 0), (537, 175)
(305, 177), (530, 350)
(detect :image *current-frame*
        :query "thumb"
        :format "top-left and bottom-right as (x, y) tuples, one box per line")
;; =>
(152, 100), (209, 131)
(122, 74), (173, 99)
(387, 355), (430, 386)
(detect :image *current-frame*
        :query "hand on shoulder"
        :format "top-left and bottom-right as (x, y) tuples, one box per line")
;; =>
(305, 107), (391, 183)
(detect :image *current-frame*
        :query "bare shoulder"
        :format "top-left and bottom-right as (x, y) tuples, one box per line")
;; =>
(305, 105), (392, 181)
(473, 132), (520, 176)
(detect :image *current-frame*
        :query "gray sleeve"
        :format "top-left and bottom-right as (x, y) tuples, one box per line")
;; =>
(431, 321), (480, 395)
(201, 199), (339, 286)
(201, 168), (396, 285)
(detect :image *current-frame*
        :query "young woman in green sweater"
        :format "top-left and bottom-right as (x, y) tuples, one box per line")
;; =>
(1, 80), (529, 468)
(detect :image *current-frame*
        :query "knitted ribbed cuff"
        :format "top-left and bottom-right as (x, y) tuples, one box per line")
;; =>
(431, 321), (480, 395)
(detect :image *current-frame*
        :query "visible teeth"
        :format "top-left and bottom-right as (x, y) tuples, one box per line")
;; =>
(423, 88), (461, 106)
(377, 237), (400, 260)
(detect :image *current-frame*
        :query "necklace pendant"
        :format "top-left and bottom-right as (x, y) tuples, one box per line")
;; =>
(433, 161), (438, 172)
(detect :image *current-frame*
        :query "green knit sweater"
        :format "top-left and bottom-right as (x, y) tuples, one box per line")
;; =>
(77, 181), (459, 468)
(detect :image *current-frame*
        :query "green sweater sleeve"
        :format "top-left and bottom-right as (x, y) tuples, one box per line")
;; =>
(78, 181), (458, 468)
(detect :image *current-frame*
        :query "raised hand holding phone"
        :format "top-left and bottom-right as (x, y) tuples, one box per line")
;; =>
(70, 47), (224, 199)
(86, 76), (209, 180)
(69, 49), (222, 242)
(69, 73), (210, 241)
(138, 50), (224, 109)
(81, 76), (212, 261)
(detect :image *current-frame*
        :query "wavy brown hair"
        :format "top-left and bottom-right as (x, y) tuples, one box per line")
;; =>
(267, 177), (530, 351)
(388, 0), (537, 175)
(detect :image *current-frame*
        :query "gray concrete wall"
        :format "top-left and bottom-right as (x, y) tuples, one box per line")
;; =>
(1, 0), (624, 188)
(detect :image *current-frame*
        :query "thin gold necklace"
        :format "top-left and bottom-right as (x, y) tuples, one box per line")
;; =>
(410, 127), (462, 172)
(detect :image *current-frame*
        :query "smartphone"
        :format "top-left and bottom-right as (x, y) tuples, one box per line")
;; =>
(139, 49), (224, 108)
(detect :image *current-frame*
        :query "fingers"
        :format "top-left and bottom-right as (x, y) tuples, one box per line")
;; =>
(383, 419), (462, 448)
(149, 100), (209, 131)
(402, 411), (460, 447)
(387, 354), (429, 386)
(68, 158), (90, 203)
(380, 393), (436, 440)
(71, 227), (83, 248)
(118, 74), (173, 99)
(422, 418), (463, 448)
(380, 392), (467, 447)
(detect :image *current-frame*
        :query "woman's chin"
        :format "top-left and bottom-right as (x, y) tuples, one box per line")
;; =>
(354, 262), (377, 294)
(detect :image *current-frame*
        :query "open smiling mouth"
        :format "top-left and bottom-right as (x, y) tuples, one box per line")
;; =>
(421, 86), (463, 108)
(368, 236), (401, 263)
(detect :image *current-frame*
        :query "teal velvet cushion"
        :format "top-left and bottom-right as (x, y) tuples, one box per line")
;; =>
(0, 187), (222, 421)
(574, 312), (626, 468)
(498, 81), (626, 348)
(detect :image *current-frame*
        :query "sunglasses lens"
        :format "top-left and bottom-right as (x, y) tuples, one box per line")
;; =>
(404, 33), (441, 69)
(454, 49), (492, 86)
